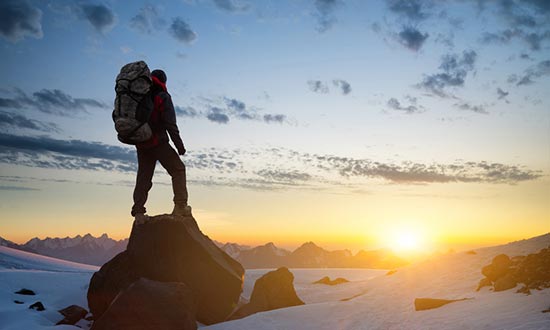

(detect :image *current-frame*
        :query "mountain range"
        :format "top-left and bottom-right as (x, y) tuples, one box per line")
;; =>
(0, 235), (407, 269)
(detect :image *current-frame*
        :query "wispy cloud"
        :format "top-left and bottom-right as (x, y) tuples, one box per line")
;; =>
(0, 88), (108, 116)
(79, 3), (116, 34)
(515, 60), (550, 86)
(130, 5), (166, 34)
(169, 17), (197, 44)
(212, 0), (250, 13)
(0, 134), (542, 189)
(386, 96), (424, 114)
(0, 111), (60, 132)
(313, 0), (341, 33)
(0, 0), (42, 42)
(454, 102), (489, 114)
(417, 50), (477, 97)
(397, 26), (429, 51)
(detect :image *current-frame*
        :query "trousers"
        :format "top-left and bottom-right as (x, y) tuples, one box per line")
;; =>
(131, 142), (188, 216)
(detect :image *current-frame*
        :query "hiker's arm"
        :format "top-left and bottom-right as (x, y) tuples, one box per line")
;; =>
(162, 94), (186, 155)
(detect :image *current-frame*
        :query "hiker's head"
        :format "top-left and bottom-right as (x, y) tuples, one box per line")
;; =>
(151, 69), (167, 84)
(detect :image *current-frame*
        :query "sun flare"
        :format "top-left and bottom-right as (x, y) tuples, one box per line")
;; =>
(385, 226), (429, 255)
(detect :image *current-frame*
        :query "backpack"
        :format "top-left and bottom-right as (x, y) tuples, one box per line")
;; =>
(112, 61), (154, 145)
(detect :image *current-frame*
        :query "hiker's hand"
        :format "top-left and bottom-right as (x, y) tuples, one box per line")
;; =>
(178, 147), (186, 156)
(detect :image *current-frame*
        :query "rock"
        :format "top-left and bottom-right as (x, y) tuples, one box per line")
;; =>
(90, 278), (196, 330)
(481, 254), (511, 281)
(15, 288), (35, 295)
(414, 298), (470, 311)
(29, 301), (45, 311)
(313, 276), (349, 285)
(56, 305), (88, 325)
(87, 214), (244, 325)
(230, 267), (304, 320)
(476, 277), (493, 291)
(13, 300), (24, 304)
(494, 273), (517, 292)
(88, 251), (138, 319)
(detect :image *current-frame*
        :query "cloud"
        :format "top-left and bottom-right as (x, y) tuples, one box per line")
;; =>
(0, 135), (542, 188)
(313, 0), (341, 33)
(0, 133), (136, 172)
(497, 87), (509, 100)
(516, 60), (550, 86)
(387, 0), (430, 22)
(175, 105), (199, 117)
(263, 114), (286, 124)
(332, 79), (352, 95)
(206, 107), (230, 124)
(481, 29), (550, 51)
(79, 4), (116, 33)
(397, 26), (429, 51)
(0, 88), (108, 116)
(308, 80), (329, 94)
(418, 50), (477, 97)
(386, 96), (423, 114)
(169, 17), (197, 44)
(256, 169), (312, 183)
(212, 0), (250, 12)
(0, 185), (39, 191)
(0, 0), (43, 42)
(130, 5), (166, 34)
(224, 97), (257, 120)
(454, 102), (489, 114)
(0, 111), (60, 132)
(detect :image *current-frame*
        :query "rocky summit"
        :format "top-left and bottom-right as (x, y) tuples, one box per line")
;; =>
(87, 213), (244, 326)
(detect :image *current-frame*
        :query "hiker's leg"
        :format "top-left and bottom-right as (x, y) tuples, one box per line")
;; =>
(158, 143), (188, 206)
(131, 148), (157, 216)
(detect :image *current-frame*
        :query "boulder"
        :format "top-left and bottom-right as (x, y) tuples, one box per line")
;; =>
(87, 214), (244, 325)
(414, 298), (469, 311)
(482, 254), (511, 281)
(90, 278), (196, 330)
(494, 273), (517, 292)
(56, 305), (88, 325)
(29, 301), (45, 311)
(230, 267), (304, 320)
(476, 277), (492, 291)
(15, 288), (35, 295)
(313, 276), (349, 285)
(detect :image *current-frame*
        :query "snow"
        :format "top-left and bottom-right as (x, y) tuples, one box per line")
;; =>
(206, 234), (550, 330)
(1, 234), (549, 330)
(0, 246), (97, 330)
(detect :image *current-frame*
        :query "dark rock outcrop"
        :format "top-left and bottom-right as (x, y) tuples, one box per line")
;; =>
(56, 305), (88, 325)
(88, 214), (244, 325)
(312, 276), (349, 285)
(477, 247), (550, 293)
(15, 288), (35, 295)
(29, 301), (45, 311)
(230, 267), (304, 320)
(414, 298), (470, 311)
(90, 278), (196, 330)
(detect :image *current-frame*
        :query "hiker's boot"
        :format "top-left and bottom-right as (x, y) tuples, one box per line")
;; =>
(172, 204), (192, 217)
(134, 213), (149, 225)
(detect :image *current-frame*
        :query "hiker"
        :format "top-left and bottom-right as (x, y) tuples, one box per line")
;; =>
(131, 69), (190, 221)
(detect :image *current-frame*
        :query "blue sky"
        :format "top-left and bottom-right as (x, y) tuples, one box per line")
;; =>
(0, 0), (548, 250)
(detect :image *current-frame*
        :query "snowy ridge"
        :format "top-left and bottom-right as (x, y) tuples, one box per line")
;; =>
(0, 246), (98, 272)
(206, 233), (550, 330)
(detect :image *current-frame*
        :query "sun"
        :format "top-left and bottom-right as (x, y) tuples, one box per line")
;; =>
(386, 227), (428, 254)
(392, 230), (422, 251)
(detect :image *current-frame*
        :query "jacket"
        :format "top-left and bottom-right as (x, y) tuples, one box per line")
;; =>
(137, 76), (185, 153)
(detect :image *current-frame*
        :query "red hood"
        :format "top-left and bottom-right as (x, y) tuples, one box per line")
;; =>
(151, 76), (167, 92)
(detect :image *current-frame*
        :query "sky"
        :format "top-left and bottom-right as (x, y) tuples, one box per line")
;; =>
(0, 0), (549, 254)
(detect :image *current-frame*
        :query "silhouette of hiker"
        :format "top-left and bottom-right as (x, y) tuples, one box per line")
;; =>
(131, 69), (191, 222)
